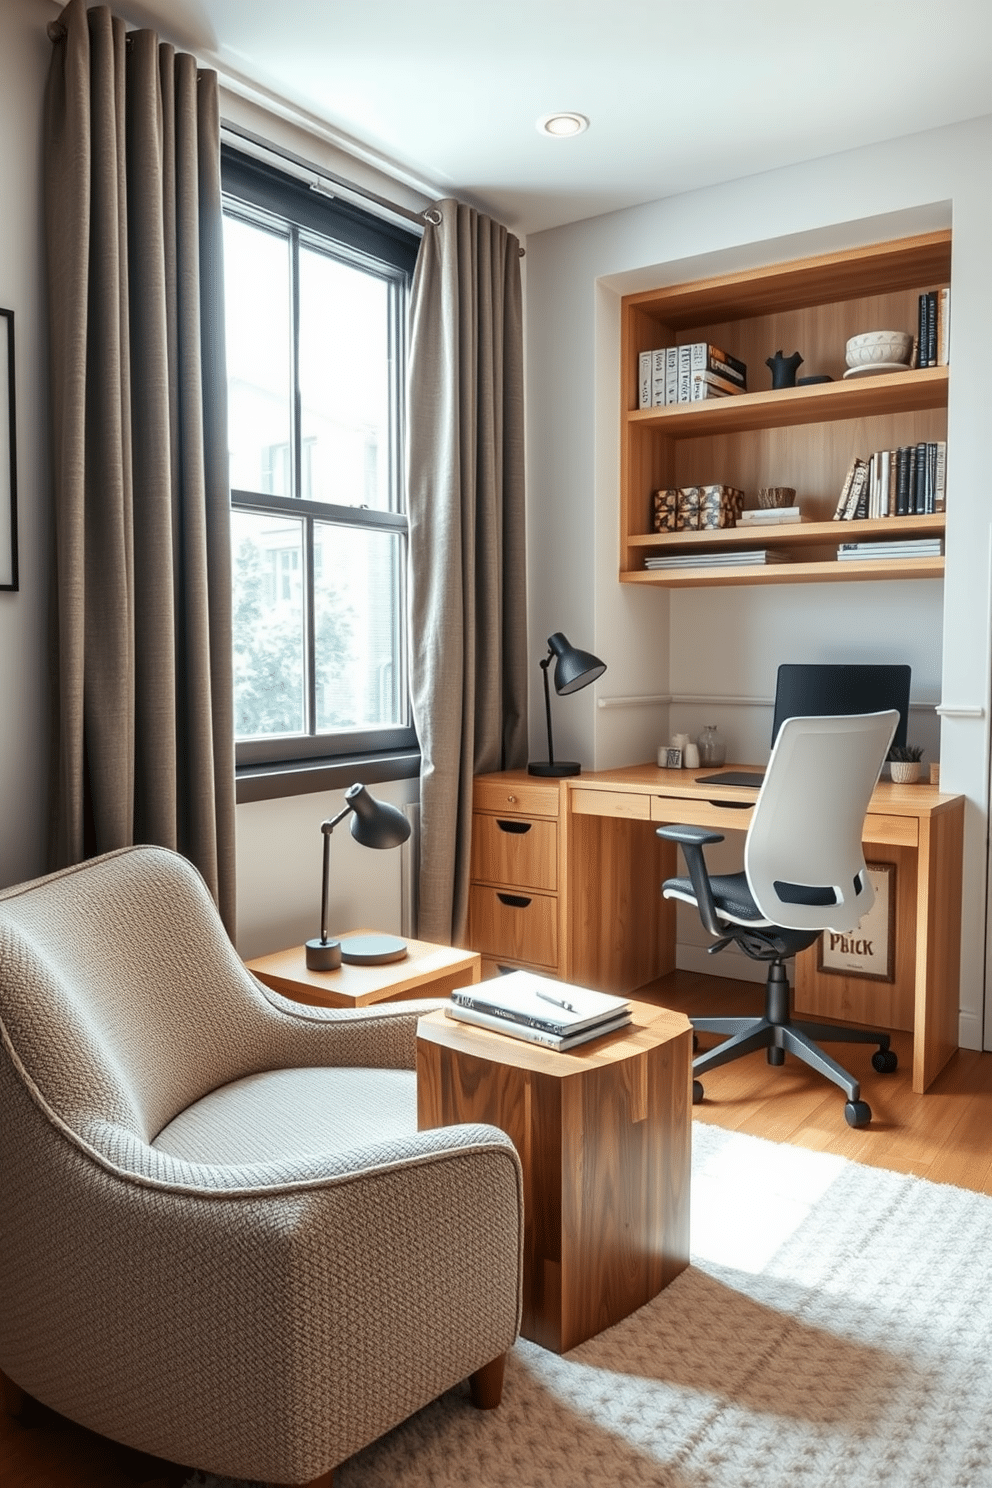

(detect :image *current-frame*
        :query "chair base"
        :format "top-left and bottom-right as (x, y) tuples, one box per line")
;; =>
(691, 959), (893, 1119)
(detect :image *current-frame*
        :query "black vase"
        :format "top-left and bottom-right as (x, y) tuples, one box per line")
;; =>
(766, 350), (804, 389)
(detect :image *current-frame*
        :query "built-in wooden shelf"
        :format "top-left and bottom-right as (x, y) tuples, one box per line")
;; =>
(619, 229), (951, 589)
(626, 365), (947, 439)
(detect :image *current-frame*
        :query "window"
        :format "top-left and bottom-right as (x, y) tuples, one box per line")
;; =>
(221, 150), (420, 788)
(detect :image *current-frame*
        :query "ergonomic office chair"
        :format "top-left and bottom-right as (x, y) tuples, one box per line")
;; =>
(659, 711), (900, 1127)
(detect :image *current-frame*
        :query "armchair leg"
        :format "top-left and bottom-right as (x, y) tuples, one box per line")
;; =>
(469, 1351), (507, 1410)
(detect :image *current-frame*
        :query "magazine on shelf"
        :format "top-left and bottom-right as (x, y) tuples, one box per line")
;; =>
(450, 970), (630, 1035)
(445, 1001), (633, 1052)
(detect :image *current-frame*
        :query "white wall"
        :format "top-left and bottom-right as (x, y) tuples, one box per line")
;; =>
(0, 0), (53, 890)
(525, 119), (992, 1049)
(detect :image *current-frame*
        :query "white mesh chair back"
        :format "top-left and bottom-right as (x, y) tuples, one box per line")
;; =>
(743, 710), (899, 933)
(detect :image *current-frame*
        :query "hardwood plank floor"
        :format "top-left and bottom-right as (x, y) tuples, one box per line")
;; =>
(643, 968), (992, 1193)
(3, 966), (991, 1487)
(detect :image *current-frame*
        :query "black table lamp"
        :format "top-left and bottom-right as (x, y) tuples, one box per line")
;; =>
(305, 783), (412, 970)
(528, 631), (607, 777)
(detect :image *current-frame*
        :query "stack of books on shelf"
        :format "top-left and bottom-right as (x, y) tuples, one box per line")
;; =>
(916, 287), (951, 368)
(638, 342), (748, 408)
(645, 548), (792, 571)
(738, 505), (801, 527)
(837, 537), (943, 563)
(653, 484), (744, 531)
(832, 442), (946, 520)
(445, 972), (632, 1052)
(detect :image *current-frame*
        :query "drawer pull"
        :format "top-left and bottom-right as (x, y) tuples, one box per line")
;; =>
(496, 892), (532, 909)
(496, 818), (532, 835)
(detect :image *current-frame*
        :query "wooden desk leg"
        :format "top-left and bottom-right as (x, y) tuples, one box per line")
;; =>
(914, 804), (963, 1093)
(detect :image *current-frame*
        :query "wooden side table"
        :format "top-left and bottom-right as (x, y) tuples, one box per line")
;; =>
(416, 999), (692, 1353)
(246, 932), (481, 1009)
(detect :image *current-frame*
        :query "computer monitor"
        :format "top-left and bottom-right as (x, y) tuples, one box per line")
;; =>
(771, 663), (911, 751)
(695, 661), (911, 790)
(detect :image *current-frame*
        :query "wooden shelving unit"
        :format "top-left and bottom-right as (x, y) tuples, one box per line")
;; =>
(620, 230), (951, 588)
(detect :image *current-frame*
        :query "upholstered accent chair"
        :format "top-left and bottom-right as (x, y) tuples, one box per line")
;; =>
(0, 846), (523, 1487)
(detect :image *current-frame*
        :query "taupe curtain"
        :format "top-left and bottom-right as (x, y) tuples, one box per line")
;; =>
(44, 0), (236, 932)
(407, 200), (528, 945)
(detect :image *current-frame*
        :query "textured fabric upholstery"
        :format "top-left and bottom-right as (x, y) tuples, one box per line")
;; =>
(0, 845), (523, 1484)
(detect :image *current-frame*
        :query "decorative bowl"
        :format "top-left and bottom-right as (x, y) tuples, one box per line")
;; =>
(845, 330), (913, 368)
(757, 486), (796, 509)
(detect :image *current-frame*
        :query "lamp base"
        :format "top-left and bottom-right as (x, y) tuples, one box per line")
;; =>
(305, 937), (342, 971)
(528, 761), (582, 777)
(340, 933), (408, 965)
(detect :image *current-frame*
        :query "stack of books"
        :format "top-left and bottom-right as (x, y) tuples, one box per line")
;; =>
(738, 505), (801, 527)
(638, 341), (748, 407)
(833, 443), (946, 520)
(446, 971), (632, 1051)
(837, 538), (943, 562)
(645, 548), (788, 570)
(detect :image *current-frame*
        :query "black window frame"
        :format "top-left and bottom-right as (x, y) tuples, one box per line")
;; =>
(221, 149), (421, 801)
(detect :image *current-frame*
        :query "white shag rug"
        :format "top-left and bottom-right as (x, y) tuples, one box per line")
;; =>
(192, 1124), (992, 1487)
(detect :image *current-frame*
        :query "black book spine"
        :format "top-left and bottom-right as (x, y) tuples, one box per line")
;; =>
(915, 441), (928, 514)
(895, 446), (910, 515)
(917, 294), (929, 368)
(926, 292), (937, 369)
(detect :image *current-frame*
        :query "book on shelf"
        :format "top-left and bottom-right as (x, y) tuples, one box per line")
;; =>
(645, 548), (792, 570)
(687, 340), (747, 385)
(837, 538), (943, 562)
(445, 971), (632, 1051)
(690, 369), (744, 400)
(833, 442), (945, 519)
(639, 341), (748, 405)
(638, 349), (653, 409)
(738, 506), (801, 525)
(916, 287), (951, 368)
(651, 346), (668, 406)
(832, 456), (866, 520)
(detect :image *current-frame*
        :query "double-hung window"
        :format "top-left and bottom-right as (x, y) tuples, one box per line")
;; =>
(221, 150), (419, 795)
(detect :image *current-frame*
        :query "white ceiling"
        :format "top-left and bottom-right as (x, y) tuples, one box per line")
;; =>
(86, 0), (991, 236)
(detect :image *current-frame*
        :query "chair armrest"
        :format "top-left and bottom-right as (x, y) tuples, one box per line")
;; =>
(657, 823), (727, 938)
(246, 982), (448, 1070)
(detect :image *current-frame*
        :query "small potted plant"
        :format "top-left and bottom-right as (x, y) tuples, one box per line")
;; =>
(888, 743), (924, 784)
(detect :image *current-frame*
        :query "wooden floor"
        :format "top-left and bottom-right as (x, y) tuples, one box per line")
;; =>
(644, 967), (992, 1194)
(4, 967), (992, 1487)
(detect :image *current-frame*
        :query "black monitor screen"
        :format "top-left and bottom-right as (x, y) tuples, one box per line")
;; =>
(771, 663), (911, 751)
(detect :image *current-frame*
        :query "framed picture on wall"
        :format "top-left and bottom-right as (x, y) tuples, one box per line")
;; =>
(0, 308), (17, 592)
(816, 862), (896, 983)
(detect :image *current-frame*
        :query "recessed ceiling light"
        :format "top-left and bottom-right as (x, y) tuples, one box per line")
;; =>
(537, 112), (589, 138)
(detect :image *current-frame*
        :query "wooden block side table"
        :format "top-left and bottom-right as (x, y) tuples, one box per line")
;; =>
(416, 999), (692, 1353)
(246, 932), (481, 1009)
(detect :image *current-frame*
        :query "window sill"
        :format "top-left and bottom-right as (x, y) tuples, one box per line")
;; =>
(236, 749), (421, 804)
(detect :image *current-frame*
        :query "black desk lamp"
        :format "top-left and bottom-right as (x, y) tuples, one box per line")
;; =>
(305, 783), (412, 970)
(528, 631), (607, 777)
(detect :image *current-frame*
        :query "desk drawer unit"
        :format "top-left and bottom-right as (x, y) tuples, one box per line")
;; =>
(468, 885), (558, 970)
(471, 812), (557, 892)
(469, 772), (563, 977)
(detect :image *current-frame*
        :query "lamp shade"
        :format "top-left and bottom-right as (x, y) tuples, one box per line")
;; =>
(548, 632), (607, 696)
(345, 783), (411, 849)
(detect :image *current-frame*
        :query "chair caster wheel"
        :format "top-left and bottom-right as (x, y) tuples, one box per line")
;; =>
(844, 1099), (872, 1128)
(692, 1079), (704, 1105)
(872, 1048), (898, 1074)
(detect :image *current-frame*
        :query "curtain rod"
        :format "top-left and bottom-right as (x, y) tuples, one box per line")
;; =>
(220, 119), (524, 254)
(220, 119), (440, 229)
